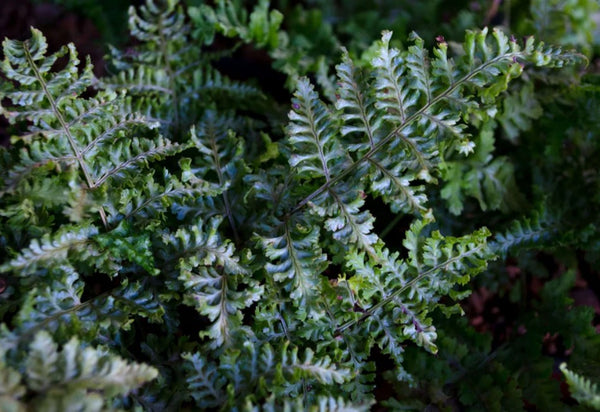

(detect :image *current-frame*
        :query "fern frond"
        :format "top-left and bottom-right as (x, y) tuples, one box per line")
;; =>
(24, 331), (157, 400)
(527, 0), (599, 56)
(0, 331), (156, 409)
(260, 215), (327, 308)
(106, 168), (222, 224)
(440, 123), (524, 215)
(497, 82), (543, 143)
(184, 340), (352, 408)
(0, 361), (24, 403)
(406, 32), (434, 103)
(3, 271), (164, 352)
(181, 352), (226, 408)
(244, 394), (373, 412)
(288, 28), (584, 217)
(185, 68), (264, 108)
(277, 341), (351, 384)
(179, 264), (261, 348)
(372, 30), (415, 124)
(0, 30), (95, 192)
(335, 50), (382, 150)
(11, 269), (84, 334)
(103, 0), (190, 134)
(89, 135), (186, 188)
(491, 208), (559, 257)
(0, 225), (98, 276)
(340, 218), (492, 357)
(104, 0), (263, 139)
(128, 0), (186, 46)
(324, 183), (378, 252)
(199, 0), (284, 49)
(0, 28), (164, 229)
(162, 217), (261, 348)
(288, 78), (350, 180)
(560, 363), (600, 410)
(189, 111), (244, 177)
(161, 217), (245, 274)
(335, 50), (429, 213)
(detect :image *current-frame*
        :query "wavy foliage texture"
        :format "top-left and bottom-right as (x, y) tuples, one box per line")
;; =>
(1, 0), (598, 410)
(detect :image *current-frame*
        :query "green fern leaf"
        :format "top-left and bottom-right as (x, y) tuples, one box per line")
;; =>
(440, 123), (524, 215)
(260, 215), (327, 308)
(181, 352), (227, 408)
(24, 331), (157, 401)
(288, 78), (350, 180)
(199, 0), (284, 49)
(2, 271), (164, 352)
(288, 28), (583, 221)
(184, 340), (352, 408)
(498, 82), (543, 143)
(243, 394), (373, 412)
(491, 208), (559, 257)
(0, 225), (98, 276)
(560, 363), (600, 410)
(162, 217), (262, 348)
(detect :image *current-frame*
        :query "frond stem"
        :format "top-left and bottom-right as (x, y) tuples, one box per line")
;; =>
(209, 138), (240, 244)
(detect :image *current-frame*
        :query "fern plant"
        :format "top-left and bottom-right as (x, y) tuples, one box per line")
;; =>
(0, 0), (594, 409)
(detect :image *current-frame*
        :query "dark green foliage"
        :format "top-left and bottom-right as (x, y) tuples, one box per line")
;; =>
(32, 0), (131, 47)
(1, 0), (599, 410)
